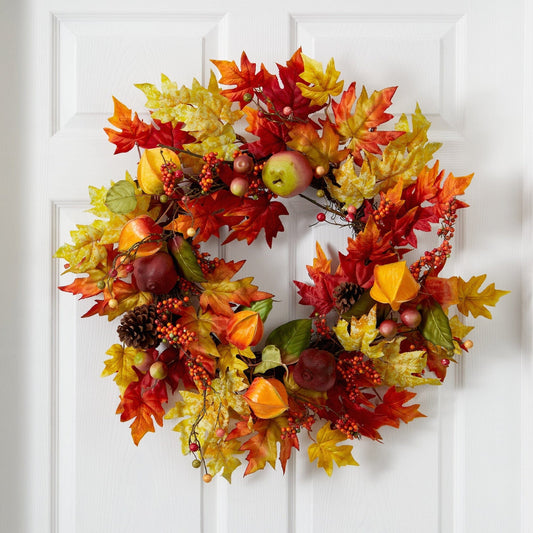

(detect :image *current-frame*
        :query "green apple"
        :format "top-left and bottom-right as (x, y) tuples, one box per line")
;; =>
(261, 151), (313, 197)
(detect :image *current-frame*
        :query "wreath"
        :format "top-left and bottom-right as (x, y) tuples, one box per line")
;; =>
(56, 50), (508, 482)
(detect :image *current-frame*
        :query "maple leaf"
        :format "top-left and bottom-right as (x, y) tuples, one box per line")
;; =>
(223, 195), (289, 247)
(339, 217), (396, 288)
(242, 106), (290, 158)
(58, 268), (106, 299)
(200, 260), (272, 317)
(143, 119), (196, 150)
(449, 315), (475, 355)
(287, 121), (349, 169)
(117, 379), (168, 445)
(217, 344), (250, 377)
(54, 220), (108, 274)
(83, 279), (152, 321)
(364, 105), (442, 192)
(166, 369), (250, 454)
(212, 51), (264, 107)
(229, 416), (298, 476)
(334, 83), (404, 165)
(176, 306), (223, 359)
(294, 242), (348, 316)
(308, 422), (358, 476)
(373, 343), (441, 387)
(101, 344), (141, 393)
(333, 305), (388, 359)
(296, 55), (344, 106)
(422, 275), (459, 311)
(166, 190), (243, 244)
(261, 48), (323, 120)
(374, 386), (426, 427)
(327, 155), (376, 208)
(203, 438), (243, 483)
(453, 274), (509, 319)
(103, 97), (151, 154)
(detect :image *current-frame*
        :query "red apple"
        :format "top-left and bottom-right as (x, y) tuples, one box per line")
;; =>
(230, 177), (249, 197)
(400, 308), (422, 328)
(293, 349), (336, 391)
(133, 252), (178, 294)
(233, 153), (254, 174)
(261, 151), (313, 197)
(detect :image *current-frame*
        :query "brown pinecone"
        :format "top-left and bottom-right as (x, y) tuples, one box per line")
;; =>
(117, 304), (160, 349)
(333, 282), (363, 314)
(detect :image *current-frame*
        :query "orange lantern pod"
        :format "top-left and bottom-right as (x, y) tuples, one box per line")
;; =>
(138, 147), (181, 195)
(370, 261), (420, 311)
(243, 377), (289, 419)
(227, 310), (264, 349)
(118, 215), (163, 257)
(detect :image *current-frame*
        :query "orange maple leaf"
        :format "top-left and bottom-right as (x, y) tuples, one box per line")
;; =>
(104, 97), (151, 154)
(200, 260), (272, 317)
(374, 386), (426, 427)
(286, 121), (349, 168)
(117, 379), (168, 445)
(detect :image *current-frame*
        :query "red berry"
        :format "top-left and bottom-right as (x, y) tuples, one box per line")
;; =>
(347, 205), (356, 215)
(215, 428), (225, 438)
(189, 442), (199, 452)
(441, 358), (450, 367)
(345, 213), (354, 223)
(282, 106), (292, 116)
(316, 212), (326, 222)
(400, 308), (422, 328)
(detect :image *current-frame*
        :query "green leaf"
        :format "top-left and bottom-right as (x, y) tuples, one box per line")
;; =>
(244, 298), (273, 323)
(169, 236), (206, 283)
(265, 319), (312, 364)
(105, 180), (137, 214)
(420, 301), (454, 352)
(254, 345), (283, 374)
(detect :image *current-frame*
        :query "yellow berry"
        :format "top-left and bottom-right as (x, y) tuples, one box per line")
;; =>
(108, 298), (119, 309)
(464, 340), (474, 349)
(316, 189), (325, 198)
(203, 474), (213, 483)
(186, 227), (196, 238)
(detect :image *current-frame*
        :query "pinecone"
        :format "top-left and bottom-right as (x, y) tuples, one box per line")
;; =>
(333, 282), (363, 314)
(117, 304), (160, 349)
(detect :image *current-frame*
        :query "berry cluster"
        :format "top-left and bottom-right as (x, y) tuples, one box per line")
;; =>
(373, 196), (392, 221)
(199, 152), (223, 193)
(312, 315), (332, 339)
(410, 199), (458, 279)
(161, 161), (184, 198)
(337, 351), (382, 403)
(281, 413), (316, 440)
(155, 298), (197, 348)
(333, 414), (360, 439)
(185, 354), (212, 387)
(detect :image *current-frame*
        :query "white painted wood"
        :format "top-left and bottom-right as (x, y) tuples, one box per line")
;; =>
(1, 0), (529, 532)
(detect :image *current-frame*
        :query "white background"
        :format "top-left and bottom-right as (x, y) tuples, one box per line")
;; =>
(1, 0), (531, 532)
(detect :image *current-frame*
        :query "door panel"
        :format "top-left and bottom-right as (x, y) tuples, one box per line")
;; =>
(9, 0), (528, 532)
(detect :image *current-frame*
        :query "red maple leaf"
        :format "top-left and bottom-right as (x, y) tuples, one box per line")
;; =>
(261, 48), (323, 120)
(212, 51), (264, 108)
(104, 97), (152, 154)
(143, 119), (196, 150)
(241, 107), (290, 158)
(117, 379), (168, 445)
(169, 191), (243, 244)
(339, 217), (396, 288)
(224, 196), (289, 247)
(374, 386), (426, 427)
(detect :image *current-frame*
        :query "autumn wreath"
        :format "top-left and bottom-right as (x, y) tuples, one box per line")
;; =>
(56, 50), (508, 482)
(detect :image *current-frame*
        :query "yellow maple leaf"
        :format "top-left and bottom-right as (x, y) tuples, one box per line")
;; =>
(333, 305), (387, 359)
(165, 369), (250, 454)
(363, 105), (442, 192)
(217, 344), (250, 378)
(203, 438), (243, 483)
(326, 155), (376, 208)
(308, 422), (358, 476)
(449, 315), (475, 355)
(101, 344), (141, 392)
(453, 274), (509, 319)
(373, 343), (441, 387)
(54, 220), (108, 274)
(296, 55), (344, 106)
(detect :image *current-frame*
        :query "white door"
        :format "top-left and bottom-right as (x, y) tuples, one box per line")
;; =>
(2, 0), (530, 532)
